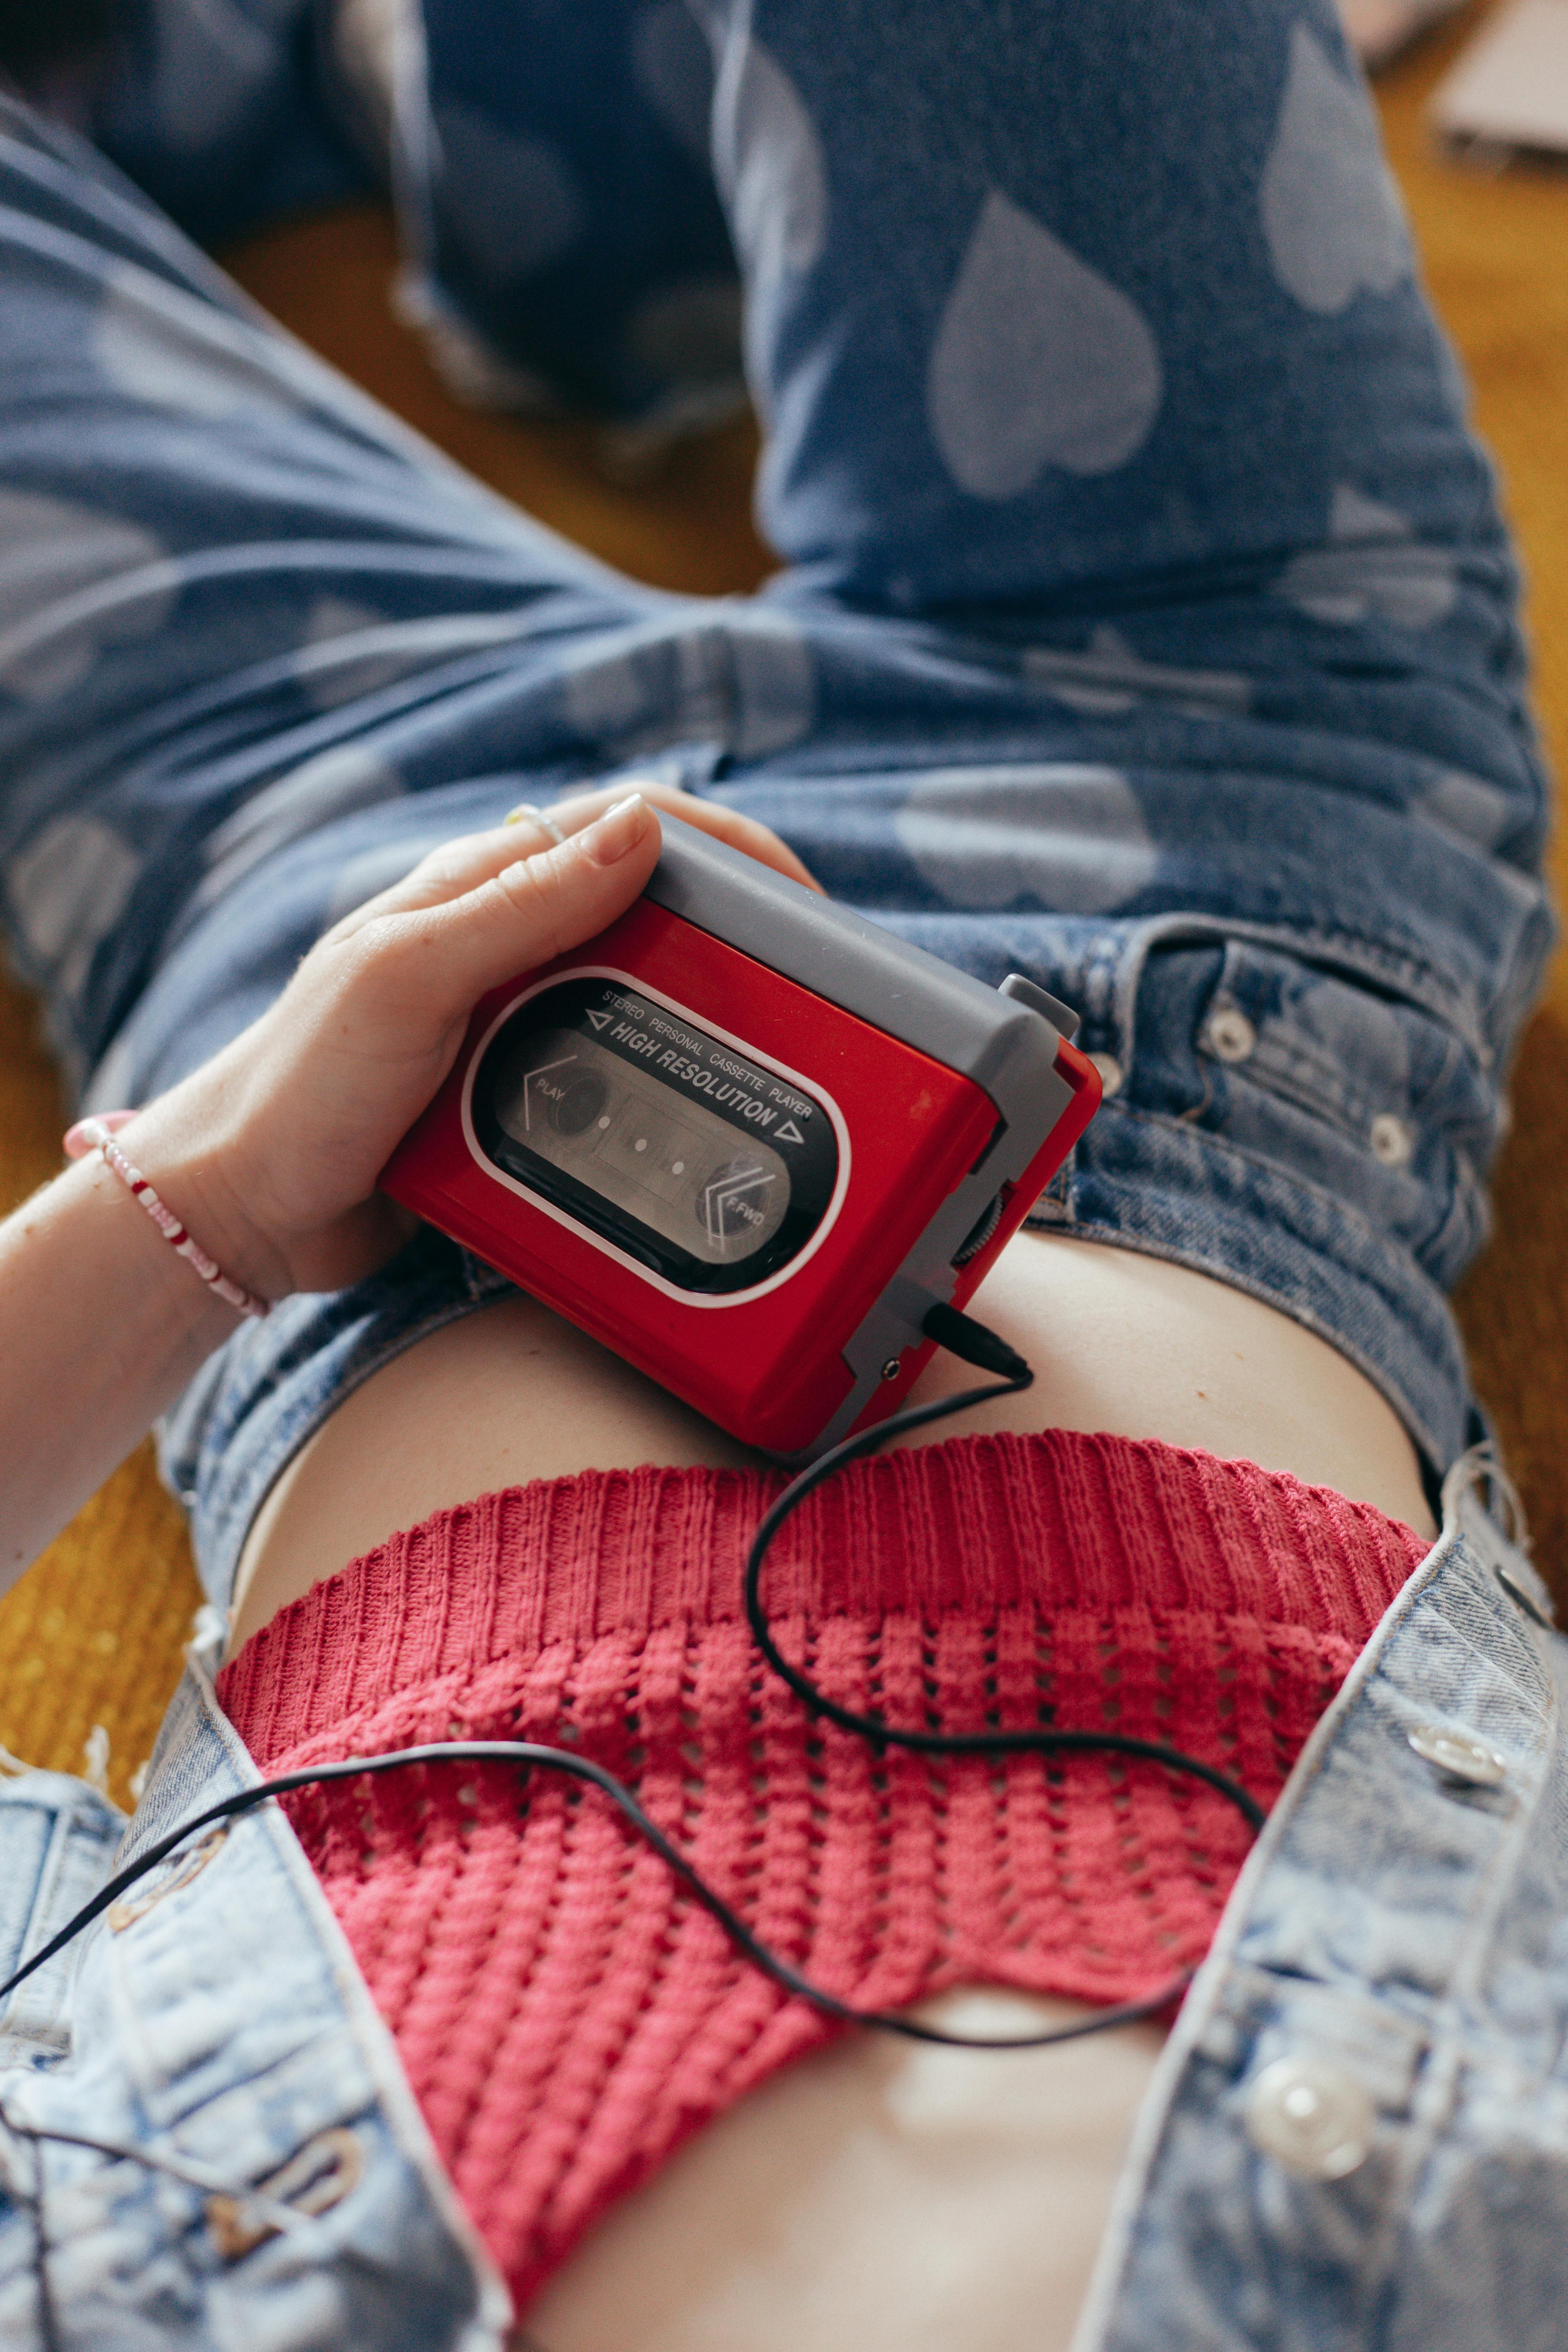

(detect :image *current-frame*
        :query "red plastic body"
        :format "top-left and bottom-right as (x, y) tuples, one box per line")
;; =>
(382, 899), (1100, 1455)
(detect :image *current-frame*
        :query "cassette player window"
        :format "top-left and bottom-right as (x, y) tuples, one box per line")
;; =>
(472, 978), (839, 1294)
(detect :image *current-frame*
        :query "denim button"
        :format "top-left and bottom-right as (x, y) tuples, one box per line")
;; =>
(1408, 1723), (1508, 1786)
(1088, 1050), (1123, 1096)
(1370, 1112), (1414, 1167)
(1245, 2056), (1373, 2179)
(1204, 1005), (1256, 1063)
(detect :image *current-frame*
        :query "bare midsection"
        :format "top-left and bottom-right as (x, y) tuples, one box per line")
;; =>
(229, 1230), (1432, 1651)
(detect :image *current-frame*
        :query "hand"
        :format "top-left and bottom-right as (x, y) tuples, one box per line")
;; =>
(110, 781), (817, 1303)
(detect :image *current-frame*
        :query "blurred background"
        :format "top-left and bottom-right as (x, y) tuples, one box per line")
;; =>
(0, 0), (1563, 1805)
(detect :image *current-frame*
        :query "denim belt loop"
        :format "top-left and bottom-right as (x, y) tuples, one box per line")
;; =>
(1441, 1442), (1556, 1633)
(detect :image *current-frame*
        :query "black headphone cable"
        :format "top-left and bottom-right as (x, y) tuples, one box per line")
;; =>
(0, 1303), (1264, 2050)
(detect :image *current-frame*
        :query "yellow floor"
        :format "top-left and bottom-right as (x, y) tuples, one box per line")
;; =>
(2, 3), (1564, 1804)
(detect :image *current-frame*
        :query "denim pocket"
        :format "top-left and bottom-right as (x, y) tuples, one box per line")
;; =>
(1143, 935), (1499, 1289)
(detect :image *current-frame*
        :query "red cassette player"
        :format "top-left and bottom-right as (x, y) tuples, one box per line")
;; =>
(382, 818), (1101, 1460)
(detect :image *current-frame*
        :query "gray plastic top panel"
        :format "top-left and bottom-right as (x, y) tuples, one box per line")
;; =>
(646, 815), (1068, 1115)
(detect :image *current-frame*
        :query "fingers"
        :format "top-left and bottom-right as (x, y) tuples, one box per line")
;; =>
(341, 793), (664, 1023)
(528, 778), (824, 893)
(322, 776), (819, 959)
(325, 822), (552, 938)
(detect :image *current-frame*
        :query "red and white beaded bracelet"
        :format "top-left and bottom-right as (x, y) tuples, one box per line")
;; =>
(64, 1114), (270, 1320)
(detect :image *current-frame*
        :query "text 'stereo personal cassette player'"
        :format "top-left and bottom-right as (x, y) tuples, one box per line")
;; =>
(381, 818), (1102, 1461)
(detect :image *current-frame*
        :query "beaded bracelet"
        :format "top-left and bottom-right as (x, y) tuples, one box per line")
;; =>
(65, 1115), (270, 1320)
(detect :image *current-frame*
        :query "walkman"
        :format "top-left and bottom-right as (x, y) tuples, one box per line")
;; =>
(382, 815), (1102, 1459)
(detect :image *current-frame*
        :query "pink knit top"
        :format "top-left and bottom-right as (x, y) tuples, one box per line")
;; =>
(217, 1430), (1425, 2314)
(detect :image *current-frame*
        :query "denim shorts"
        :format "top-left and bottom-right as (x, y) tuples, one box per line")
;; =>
(0, 0), (1553, 1611)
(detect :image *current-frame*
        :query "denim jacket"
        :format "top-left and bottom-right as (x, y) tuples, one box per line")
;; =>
(0, 1614), (510, 2349)
(0, 1449), (1560, 2350)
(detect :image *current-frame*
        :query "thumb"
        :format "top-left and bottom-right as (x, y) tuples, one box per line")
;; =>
(405, 791), (663, 1017)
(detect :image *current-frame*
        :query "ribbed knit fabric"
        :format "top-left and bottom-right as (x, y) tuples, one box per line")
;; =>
(218, 1430), (1426, 2314)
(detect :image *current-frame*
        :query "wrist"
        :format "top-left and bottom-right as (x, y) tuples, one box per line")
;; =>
(61, 1151), (244, 1361)
(109, 1076), (296, 1308)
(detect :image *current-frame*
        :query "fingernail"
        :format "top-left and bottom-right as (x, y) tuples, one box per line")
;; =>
(581, 793), (650, 867)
